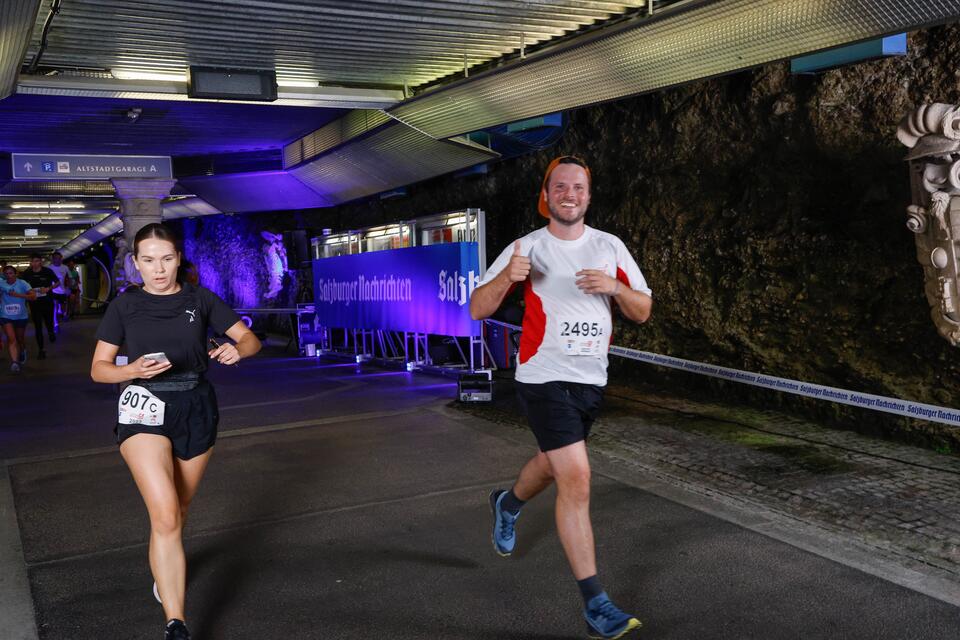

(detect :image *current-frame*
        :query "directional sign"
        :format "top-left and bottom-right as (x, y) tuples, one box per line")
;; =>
(12, 153), (173, 180)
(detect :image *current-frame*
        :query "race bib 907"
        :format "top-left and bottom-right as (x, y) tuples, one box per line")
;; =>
(118, 385), (165, 426)
(558, 316), (604, 356)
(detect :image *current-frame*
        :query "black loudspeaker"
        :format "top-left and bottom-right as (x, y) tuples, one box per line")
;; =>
(188, 66), (277, 102)
(284, 230), (309, 265)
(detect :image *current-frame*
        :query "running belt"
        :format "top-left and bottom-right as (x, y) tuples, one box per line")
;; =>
(137, 371), (202, 392)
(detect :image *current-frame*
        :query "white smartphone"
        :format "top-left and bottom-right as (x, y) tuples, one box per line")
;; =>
(142, 352), (169, 363)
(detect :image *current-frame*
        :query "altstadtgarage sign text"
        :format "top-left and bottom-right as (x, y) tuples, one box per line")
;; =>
(12, 153), (173, 180)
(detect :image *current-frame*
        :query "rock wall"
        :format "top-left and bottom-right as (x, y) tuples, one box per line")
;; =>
(174, 215), (298, 310)
(191, 25), (960, 450)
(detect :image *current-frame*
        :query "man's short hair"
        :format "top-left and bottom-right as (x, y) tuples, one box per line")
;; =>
(30, 253), (42, 260)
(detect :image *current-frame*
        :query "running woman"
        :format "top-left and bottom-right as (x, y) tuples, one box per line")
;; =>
(471, 156), (653, 640)
(90, 223), (261, 640)
(0, 264), (35, 373)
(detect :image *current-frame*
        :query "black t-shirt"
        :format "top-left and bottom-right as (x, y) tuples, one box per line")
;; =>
(95, 283), (240, 375)
(20, 267), (59, 301)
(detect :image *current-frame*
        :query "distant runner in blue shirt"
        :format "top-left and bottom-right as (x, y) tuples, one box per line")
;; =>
(0, 264), (35, 373)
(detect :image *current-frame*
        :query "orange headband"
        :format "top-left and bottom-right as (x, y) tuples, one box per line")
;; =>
(538, 156), (592, 218)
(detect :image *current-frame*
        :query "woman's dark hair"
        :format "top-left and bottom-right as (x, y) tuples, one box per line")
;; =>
(133, 223), (182, 257)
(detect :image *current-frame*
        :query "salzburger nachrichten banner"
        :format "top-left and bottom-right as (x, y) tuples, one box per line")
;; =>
(312, 242), (481, 337)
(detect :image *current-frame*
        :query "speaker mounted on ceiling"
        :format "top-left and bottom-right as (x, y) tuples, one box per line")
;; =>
(187, 66), (278, 102)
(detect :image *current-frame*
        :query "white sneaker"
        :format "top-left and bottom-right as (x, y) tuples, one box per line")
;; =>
(10, 362), (20, 374)
(153, 581), (162, 604)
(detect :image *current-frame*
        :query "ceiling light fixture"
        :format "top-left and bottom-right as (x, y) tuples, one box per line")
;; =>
(9, 202), (85, 209)
(6, 215), (74, 221)
(277, 78), (319, 88)
(111, 68), (186, 82)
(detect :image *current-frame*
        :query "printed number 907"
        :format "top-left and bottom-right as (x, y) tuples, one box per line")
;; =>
(121, 389), (158, 413)
(560, 321), (602, 337)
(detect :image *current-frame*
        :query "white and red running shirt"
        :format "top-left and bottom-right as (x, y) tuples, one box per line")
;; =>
(481, 225), (652, 387)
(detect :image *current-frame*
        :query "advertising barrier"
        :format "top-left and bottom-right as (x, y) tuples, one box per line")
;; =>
(483, 320), (960, 428)
(608, 345), (960, 429)
(313, 242), (481, 337)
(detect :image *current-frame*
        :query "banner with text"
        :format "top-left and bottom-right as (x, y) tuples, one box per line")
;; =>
(312, 242), (481, 336)
(608, 345), (960, 428)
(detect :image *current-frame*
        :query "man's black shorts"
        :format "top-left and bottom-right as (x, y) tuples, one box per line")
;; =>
(115, 380), (220, 460)
(515, 381), (604, 452)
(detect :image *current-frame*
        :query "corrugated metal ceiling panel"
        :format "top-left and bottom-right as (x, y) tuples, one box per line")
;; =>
(389, 0), (960, 139)
(25, 0), (646, 88)
(0, 0), (41, 100)
(284, 109), (392, 168)
(290, 122), (498, 205)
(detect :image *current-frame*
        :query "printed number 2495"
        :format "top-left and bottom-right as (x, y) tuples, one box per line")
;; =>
(560, 321), (602, 337)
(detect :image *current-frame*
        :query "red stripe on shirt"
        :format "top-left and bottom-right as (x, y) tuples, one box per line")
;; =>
(519, 280), (546, 364)
(610, 267), (632, 346)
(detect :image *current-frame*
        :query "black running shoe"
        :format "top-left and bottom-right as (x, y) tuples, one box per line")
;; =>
(164, 619), (191, 640)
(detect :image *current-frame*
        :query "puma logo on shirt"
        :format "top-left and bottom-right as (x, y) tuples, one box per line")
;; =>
(185, 309), (197, 323)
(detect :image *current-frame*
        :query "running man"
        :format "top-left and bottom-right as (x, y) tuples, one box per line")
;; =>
(20, 253), (59, 360)
(470, 156), (653, 640)
(48, 251), (70, 322)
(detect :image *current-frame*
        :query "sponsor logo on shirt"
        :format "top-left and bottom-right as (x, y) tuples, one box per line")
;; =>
(185, 308), (197, 323)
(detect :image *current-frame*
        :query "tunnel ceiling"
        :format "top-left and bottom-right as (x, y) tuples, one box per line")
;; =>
(3, 0), (960, 263)
(21, 0), (648, 89)
(0, 94), (347, 156)
(0, 0), (650, 263)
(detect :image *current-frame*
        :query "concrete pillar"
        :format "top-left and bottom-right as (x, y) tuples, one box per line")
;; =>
(110, 179), (177, 248)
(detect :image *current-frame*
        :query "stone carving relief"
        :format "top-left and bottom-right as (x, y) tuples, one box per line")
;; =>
(112, 236), (142, 292)
(898, 103), (960, 345)
(261, 230), (290, 300)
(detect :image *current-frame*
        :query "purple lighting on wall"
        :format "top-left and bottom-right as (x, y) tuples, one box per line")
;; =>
(182, 217), (261, 308)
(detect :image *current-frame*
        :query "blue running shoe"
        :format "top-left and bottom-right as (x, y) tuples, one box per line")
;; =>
(489, 489), (519, 557)
(584, 592), (641, 639)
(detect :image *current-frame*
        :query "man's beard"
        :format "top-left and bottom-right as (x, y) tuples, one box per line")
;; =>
(549, 202), (586, 226)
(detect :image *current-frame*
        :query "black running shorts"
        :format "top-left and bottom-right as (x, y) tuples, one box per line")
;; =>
(115, 380), (220, 460)
(515, 381), (604, 452)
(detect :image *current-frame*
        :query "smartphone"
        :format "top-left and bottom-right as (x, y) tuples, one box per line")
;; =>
(209, 338), (239, 366)
(142, 352), (169, 363)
